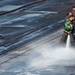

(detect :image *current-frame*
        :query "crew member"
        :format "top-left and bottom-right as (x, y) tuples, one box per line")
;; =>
(60, 19), (74, 44)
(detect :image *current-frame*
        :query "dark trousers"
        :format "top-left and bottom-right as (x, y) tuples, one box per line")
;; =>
(72, 26), (74, 35)
(60, 32), (74, 44)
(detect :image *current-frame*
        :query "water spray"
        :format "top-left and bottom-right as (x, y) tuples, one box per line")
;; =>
(66, 35), (70, 49)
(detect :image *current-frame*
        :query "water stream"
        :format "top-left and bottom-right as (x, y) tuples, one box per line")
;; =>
(66, 35), (70, 49)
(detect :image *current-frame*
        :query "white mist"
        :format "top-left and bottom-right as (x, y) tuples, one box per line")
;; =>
(27, 34), (75, 70)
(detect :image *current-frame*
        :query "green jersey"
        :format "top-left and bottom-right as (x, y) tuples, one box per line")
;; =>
(64, 23), (73, 32)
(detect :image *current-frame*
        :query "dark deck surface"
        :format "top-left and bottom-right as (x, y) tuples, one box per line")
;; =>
(0, 0), (75, 75)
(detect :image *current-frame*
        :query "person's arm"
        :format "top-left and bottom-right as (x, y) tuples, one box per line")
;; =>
(64, 23), (69, 29)
(70, 24), (73, 30)
(64, 23), (69, 34)
(64, 30), (69, 34)
(64, 30), (71, 35)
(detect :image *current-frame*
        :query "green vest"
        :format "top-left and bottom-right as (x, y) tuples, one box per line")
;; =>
(64, 23), (73, 31)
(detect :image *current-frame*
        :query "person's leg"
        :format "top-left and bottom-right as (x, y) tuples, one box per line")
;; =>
(71, 26), (74, 35)
(70, 34), (75, 43)
(60, 32), (68, 44)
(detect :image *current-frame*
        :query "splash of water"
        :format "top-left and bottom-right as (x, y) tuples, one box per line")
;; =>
(28, 45), (75, 70)
(66, 35), (70, 49)
(27, 34), (75, 70)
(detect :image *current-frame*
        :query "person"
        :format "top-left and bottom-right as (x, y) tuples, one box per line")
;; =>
(69, 16), (75, 35)
(66, 13), (75, 35)
(70, 6), (75, 34)
(60, 19), (74, 44)
(66, 12), (74, 25)
(66, 12), (73, 20)
(66, 7), (75, 34)
(71, 6), (75, 17)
